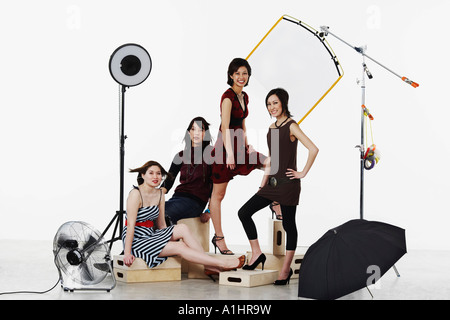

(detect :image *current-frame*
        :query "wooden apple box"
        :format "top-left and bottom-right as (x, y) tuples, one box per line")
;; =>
(113, 255), (181, 283)
(270, 218), (285, 255)
(219, 269), (278, 287)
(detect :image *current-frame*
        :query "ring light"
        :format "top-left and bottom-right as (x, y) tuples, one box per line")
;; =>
(109, 43), (152, 87)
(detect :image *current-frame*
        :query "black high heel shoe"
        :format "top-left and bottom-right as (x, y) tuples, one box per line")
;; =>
(242, 253), (266, 270)
(269, 202), (282, 220)
(211, 234), (234, 255)
(273, 268), (293, 285)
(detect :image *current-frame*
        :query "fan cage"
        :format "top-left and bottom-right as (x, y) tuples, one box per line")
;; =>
(53, 221), (116, 291)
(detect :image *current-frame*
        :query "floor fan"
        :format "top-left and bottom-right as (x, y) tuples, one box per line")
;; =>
(53, 221), (116, 292)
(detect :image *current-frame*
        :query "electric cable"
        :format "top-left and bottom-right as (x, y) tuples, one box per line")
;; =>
(0, 257), (61, 296)
(0, 278), (60, 296)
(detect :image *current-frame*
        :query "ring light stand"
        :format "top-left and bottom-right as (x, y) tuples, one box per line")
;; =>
(102, 43), (152, 251)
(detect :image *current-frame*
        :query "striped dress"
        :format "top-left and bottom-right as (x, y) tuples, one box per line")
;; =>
(121, 188), (174, 268)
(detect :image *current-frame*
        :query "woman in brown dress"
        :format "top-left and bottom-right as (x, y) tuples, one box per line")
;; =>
(238, 88), (319, 285)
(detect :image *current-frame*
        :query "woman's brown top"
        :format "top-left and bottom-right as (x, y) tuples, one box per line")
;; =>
(257, 119), (301, 206)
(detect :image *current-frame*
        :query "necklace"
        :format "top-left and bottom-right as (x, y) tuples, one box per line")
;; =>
(232, 88), (246, 112)
(187, 163), (198, 176)
(275, 117), (289, 128)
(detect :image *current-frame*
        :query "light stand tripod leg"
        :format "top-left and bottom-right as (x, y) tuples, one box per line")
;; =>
(392, 265), (400, 277)
(366, 286), (374, 299)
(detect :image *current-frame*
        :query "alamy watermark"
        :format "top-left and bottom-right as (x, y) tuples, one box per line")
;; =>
(367, 265), (382, 289)
(366, 5), (382, 30)
(66, 5), (82, 30)
(171, 122), (280, 175)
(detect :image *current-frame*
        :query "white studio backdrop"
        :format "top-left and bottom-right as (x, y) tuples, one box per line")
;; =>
(0, 0), (448, 251)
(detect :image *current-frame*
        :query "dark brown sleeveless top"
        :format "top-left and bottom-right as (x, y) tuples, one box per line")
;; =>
(257, 119), (301, 206)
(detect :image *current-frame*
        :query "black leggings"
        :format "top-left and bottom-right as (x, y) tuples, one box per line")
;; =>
(238, 194), (298, 251)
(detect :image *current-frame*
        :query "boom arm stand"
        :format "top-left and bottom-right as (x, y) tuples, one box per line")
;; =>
(319, 26), (419, 220)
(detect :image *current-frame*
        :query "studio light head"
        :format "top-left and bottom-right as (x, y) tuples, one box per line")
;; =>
(109, 43), (152, 87)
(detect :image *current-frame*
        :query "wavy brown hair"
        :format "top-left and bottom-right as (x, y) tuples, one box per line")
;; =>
(129, 160), (172, 185)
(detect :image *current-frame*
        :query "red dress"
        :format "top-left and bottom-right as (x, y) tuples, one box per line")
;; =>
(211, 88), (266, 183)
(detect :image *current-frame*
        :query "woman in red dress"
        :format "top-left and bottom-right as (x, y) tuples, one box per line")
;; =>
(209, 58), (267, 255)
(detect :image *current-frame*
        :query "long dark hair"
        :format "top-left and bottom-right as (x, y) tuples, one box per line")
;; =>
(227, 58), (251, 87)
(265, 88), (293, 118)
(129, 160), (172, 185)
(181, 117), (212, 184)
(183, 116), (212, 152)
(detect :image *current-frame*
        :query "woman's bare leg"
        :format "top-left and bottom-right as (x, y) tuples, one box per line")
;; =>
(247, 239), (263, 265)
(170, 224), (203, 253)
(159, 241), (239, 270)
(159, 223), (239, 270)
(209, 182), (232, 253)
(278, 250), (295, 280)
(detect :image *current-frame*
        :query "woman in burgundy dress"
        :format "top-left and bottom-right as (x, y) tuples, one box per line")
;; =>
(238, 88), (319, 285)
(210, 58), (267, 255)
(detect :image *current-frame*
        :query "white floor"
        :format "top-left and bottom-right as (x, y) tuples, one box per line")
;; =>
(1, 239), (449, 301)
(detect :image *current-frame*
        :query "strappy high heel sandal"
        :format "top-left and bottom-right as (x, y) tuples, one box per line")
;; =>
(211, 234), (234, 255)
(269, 202), (282, 220)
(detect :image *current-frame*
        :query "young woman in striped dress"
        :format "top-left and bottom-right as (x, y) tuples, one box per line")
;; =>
(122, 160), (244, 276)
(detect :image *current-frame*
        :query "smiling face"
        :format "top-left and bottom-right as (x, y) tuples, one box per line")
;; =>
(266, 94), (284, 118)
(142, 165), (162, 187)
(230, 66), (249, 88)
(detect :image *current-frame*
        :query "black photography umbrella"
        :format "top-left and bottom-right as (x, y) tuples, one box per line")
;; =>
(298, 219), (406, 300)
